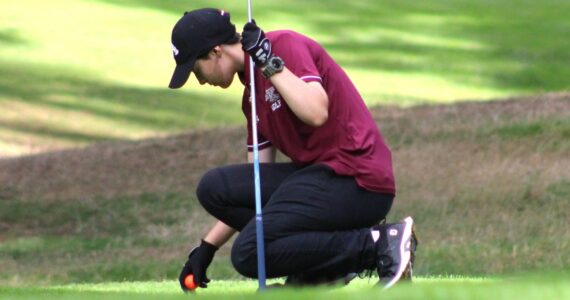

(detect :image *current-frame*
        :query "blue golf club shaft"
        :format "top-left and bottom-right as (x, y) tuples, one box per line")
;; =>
(247, 0), (267, 290)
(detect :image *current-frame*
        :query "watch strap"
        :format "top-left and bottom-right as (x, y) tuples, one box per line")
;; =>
(262, 56), (284, 78)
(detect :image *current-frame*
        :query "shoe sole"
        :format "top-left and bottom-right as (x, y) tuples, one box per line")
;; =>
(383, 216), (414, 289)
(342, 272), (358, 285)
(283, 272), (358, 288)
(402, 226), (418, 281)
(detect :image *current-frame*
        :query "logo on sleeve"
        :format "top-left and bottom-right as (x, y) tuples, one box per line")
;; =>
(172, 43), (179, 56)
(265, 86), (282, 112)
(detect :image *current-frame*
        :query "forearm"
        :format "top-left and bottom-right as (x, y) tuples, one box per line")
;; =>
(247, 146), (276, 163)
(241, 22), (328, 126)
(203, 221), (236, 248)
(267, 68), (329, 127)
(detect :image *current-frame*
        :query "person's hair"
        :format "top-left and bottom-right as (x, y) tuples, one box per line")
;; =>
(197, 32), (241, 59)
(225, 32), (241, 44)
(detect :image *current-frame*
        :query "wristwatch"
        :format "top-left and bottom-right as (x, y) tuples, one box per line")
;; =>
(262, 56), (285, 79)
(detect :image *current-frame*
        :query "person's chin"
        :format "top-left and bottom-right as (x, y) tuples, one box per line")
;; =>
(219, 77), (234, 89)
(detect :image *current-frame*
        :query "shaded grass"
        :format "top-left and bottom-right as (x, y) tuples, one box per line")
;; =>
(96, 0), (570, 95)
(2, 0), (570, 156)
(0, 192), (238, 284)
(0, 62), (242, 131)
(492, 118), (570, 141)
(394, 176), (570, 275)
(0, 61), (242, 156)
(379, 96), (570, 154)
(0, 193), (191, 236)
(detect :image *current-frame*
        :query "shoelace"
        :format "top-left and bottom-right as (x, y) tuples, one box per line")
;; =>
(358, 219), (390, 281)
(357, 269), (374, 282)
(357, 255), (394, 282)
(377, 255), (395, 278)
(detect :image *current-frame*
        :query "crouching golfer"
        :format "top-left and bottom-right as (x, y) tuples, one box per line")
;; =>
(167, 8), (417, 290)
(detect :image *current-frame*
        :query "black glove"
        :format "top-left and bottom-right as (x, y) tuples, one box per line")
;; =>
(178, 240), (218, 292)
(241, 20), (273, 67)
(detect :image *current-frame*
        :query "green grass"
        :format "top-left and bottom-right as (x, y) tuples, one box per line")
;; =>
(1, 98), (569, 286)
(493, 118), (570, 140)
(1, 181), (566, 284)
(0, 192), (238, 284)
(1, 0), (570, 155)
(1, 274), (570, 300)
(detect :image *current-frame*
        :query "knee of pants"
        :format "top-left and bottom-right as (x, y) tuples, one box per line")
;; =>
(196, 168), (225, 213)
(231, 230), (258, 278)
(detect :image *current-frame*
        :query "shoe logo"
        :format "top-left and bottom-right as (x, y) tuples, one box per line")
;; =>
(371, 230), (380, 242)
(389, 229), (398, 236)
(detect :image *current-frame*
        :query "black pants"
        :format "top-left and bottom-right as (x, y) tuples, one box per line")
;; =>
(196, 163), (393, 279)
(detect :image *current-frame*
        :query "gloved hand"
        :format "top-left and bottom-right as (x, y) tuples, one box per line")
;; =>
(241, 20), (273, 67)
(178, 240), (218, 292)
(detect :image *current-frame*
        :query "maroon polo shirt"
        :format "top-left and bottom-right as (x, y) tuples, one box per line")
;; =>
(240, 30), (395, 195)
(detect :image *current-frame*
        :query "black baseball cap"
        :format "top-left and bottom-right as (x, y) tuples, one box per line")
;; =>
(169, 8), (236, 89)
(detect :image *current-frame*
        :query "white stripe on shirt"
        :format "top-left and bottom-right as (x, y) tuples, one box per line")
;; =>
(300, 75), (322, 82)
(247, 140), (271, 149)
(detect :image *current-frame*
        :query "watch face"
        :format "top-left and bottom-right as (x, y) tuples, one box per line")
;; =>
(263, 57), (284, 78)
(272, 57), (283, 68)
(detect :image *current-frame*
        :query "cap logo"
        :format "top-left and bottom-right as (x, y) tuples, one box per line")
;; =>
(172, 43), (179, 56)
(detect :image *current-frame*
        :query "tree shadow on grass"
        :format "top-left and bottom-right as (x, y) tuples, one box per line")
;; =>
(0, 120), (122, 144)
(94, 0), (570, 93)
(0, 28), (30, 46)
(0, 60), (243, 144)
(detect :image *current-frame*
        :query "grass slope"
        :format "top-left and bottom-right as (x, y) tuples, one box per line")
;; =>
(1, 94), (569, 286)
(1, 0), (570, 155)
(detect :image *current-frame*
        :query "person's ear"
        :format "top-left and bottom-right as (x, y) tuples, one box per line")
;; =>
(211, 46), (223, 58)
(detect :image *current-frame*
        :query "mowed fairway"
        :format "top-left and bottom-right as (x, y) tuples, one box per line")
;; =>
(1, 0), (570, 156)
(1, 275), (569, 300)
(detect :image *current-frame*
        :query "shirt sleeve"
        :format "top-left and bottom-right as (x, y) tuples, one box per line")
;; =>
(242, 90), (272, 152)
(271, 31), (323, 84)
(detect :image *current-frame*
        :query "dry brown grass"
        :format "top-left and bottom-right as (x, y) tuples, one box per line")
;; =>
(0, 127), (245, 203)
(383, 93), (570, 274)
(1, 93), (568, 204)
(1, 93), (569, 282)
